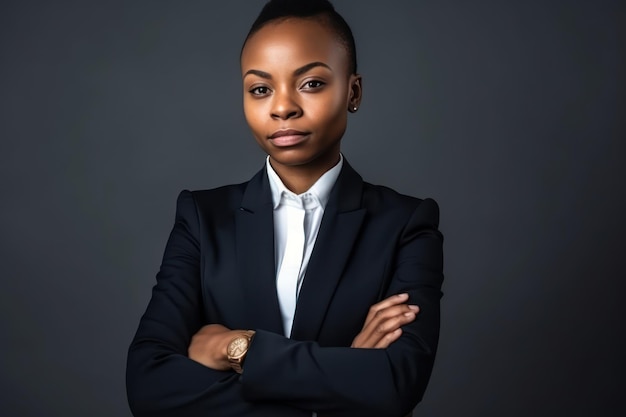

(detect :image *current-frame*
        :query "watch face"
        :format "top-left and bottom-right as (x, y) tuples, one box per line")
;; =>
(228, 336), (249, 358)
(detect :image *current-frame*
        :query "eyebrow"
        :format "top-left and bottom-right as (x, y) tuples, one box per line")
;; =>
(244, 61), (332, 79)
(294, 61), (331, 76)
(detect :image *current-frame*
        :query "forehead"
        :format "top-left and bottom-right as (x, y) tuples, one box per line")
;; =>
(241, 18), (349, 73)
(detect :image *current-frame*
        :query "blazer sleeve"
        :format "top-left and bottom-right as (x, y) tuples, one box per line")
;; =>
(127, 192), (443, 417)
(126, 190), (309, 417)
(239, 198), (444, 417)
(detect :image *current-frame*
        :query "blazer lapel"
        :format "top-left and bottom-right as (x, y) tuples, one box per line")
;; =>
(290, 161), (366, 341)
(235, 167), (284, 334)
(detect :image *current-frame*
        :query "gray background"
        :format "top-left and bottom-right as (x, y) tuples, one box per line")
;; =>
(1, 0), (624, 416)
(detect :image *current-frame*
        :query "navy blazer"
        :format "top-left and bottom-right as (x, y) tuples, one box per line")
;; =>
(127, 160), (444, 417)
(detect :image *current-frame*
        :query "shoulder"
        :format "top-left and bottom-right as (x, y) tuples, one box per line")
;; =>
(188, 182), (248, 210)
(361, 182), (440, 228)
(171, 181), (250, 227)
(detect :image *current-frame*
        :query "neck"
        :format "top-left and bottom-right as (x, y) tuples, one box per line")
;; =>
(270, 151), (340, 195)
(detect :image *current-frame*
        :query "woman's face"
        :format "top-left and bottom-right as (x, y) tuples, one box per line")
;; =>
(241, 18), (361, 173)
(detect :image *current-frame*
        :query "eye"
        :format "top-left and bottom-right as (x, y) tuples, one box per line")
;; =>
(249, 86), (271, 96)
(302, 80), (325, 90)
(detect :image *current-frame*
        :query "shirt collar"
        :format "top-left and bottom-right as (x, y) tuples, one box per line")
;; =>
(266, 154), (343, 210)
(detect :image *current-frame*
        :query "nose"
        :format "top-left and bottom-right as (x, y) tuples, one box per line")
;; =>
(271, 88), (302, 120)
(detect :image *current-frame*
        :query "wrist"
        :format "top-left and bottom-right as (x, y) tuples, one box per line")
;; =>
(226, 330), (256, 373)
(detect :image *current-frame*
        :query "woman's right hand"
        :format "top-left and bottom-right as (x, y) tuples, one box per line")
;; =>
(351, 293), (419, 349)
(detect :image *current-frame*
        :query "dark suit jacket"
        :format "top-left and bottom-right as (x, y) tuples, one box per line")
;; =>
(126, 161), (444, 417)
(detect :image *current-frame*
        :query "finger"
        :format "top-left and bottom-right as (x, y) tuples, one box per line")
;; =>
(374, 328), (403, 349)
(363, 303), (419, 329)
(352, 322), (402, 348)
(360, 305), (417, 345)
(358, 310), (417, 348)
(364, 293), (410, 324)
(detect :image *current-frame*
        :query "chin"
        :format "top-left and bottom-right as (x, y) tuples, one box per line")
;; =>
(269, 152), (316, 167)
(272, 148), (340, 169)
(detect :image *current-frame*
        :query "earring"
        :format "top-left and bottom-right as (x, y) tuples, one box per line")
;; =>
(350, 106), (358, 112)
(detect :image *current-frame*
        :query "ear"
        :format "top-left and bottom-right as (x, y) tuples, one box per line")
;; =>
(348, 74), (363, 113)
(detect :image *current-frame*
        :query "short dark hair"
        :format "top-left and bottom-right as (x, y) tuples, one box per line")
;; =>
(243, 0), (358, 75)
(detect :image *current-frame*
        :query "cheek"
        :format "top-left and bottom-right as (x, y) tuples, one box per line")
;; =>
(243, 100), (264, 135)
(325, 96), (349, 130)
(307, 91), (348, 124)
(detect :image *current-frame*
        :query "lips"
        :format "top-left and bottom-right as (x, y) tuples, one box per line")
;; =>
(268, 129), (310, 147)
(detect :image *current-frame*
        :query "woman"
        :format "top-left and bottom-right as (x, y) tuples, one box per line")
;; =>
(126, 1), (444, 416)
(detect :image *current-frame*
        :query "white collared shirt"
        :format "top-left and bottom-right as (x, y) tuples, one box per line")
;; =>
(266, 154), (343, 338)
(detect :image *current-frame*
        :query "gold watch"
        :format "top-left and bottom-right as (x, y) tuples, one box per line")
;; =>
(226, 330), (255, 373)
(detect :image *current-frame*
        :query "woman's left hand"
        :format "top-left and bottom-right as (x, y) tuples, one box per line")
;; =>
(351, 293), (419, 349)
(188, 324), (239, 371)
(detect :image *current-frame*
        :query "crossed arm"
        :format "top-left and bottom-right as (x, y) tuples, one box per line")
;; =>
(188, 293), (420, 371)
(127, 191), (443, 417)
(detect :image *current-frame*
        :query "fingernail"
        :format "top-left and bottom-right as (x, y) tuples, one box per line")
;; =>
(404, 312), (415, 317)
(408, 305), (419, 311)
(398, 293), (409, 298)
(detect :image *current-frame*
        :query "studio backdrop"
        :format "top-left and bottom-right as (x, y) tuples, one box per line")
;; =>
(0, 1), (623, 416)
